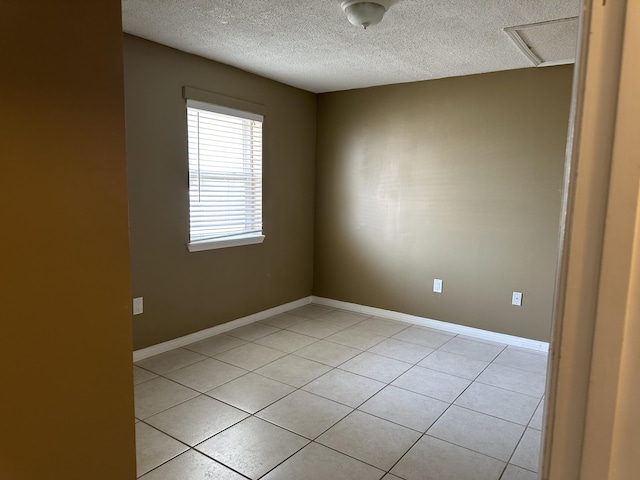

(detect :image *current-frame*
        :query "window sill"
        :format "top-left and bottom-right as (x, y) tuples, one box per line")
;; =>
(187, 234), (265, 252)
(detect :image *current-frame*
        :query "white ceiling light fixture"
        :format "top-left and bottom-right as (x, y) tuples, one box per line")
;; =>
(341, 0), (391, 29)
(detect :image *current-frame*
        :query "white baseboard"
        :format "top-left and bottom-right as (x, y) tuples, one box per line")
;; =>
(312, 296), (549, 352)
(133, 294), (548, 361)
(133, 296), (313, 362)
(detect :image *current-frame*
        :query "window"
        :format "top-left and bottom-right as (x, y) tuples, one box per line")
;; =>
(186, 99), (264, 252)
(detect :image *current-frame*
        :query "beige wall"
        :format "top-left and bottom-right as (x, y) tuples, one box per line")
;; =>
(124, 35), (317, 350)
(0, 2), (135, 479)
(314, 66), (573, 341)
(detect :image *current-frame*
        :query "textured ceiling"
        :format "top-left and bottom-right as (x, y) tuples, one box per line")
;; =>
(122, 0), (580, 93)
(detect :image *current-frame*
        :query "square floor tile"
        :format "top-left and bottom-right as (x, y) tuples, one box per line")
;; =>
(294, 340), (361, 367)
(135, 348), (207, 375)
(145, 395), (248, 446)
(260, 312), (307, 329)
(303, 369), (385, 407)
(196, 417), (308, 479)
(287, 319), (348, 339)
(214, 343), (286, 370)
(183, 334), (246, 357)
(339, 351), (411, 383)
(392, 366), (471, 403)
(254, 330), (318, 353)
(135, 423), (188, 477)
(350, 317), (409, 337)
(206, 372), (295, 414)
(418, 350), (489, 379)
(454, 382), (539, 425)
(510, 428), (542, 472)
(165, 358), (247, 393)
(317, 411), (420, 470)
(391, 435), (505, 480)
(529, 399), (544, 430)
(359, 385), (449, 432)
(255, 355), (332, 388)
(257, 390), (352, 439)
(262, 442), (384, 480)
(288, 304), (334, 319)
(501, 464), (538, 480)
(324, 327), (387, 350)
(226, 323), (280, 341)
(134, 365), (158, 385)
(134, 377), (199, 419)
(476, 364), (546, 397)
(439, 337), (504, 362)
(493, 347), (548, 376)
(427, 405), (524, 461)
(368, 338), (434, 364)
(139, 449), (246, 480)
(392, 326), (454, 348)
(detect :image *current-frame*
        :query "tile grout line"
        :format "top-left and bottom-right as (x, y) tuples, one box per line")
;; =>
(135, 310), (547, 478)
(408, 339), (541, 474)
(135, 422), (249, 479)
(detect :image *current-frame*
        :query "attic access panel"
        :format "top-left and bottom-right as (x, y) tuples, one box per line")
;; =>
(504, 17), (579, 67)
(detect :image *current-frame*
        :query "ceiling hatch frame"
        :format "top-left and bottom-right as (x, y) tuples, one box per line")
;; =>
(504, 16), (579, 67)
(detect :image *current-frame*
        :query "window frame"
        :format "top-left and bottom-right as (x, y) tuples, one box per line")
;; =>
(183, 87), (266, 252)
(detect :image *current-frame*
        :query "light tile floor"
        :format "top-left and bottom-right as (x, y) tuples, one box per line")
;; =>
(134, 304), (547, 479)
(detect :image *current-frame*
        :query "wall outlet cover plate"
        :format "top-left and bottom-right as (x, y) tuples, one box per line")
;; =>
(133, 297), (144, 315)
(512, 291), (523, 306)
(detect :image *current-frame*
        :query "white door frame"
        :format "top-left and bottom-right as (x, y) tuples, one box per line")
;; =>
(544, 0), (639, 478)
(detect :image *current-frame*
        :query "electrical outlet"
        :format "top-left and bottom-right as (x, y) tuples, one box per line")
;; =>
(512, 291), (523, 306)
(133, 297), (144, 315)
(433, 278), (443, 293)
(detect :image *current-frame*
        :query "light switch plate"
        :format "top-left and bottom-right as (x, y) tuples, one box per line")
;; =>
(433, 279), (443, 293)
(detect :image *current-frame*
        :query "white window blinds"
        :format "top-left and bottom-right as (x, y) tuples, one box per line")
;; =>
(186, 99), (263, 245)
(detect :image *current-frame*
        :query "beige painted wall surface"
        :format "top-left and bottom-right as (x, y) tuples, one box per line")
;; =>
(124, 35), (317, 349)
(314, 66), (573, 341)
(0, 1), (135, 479)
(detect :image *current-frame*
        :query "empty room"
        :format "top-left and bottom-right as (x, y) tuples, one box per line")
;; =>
(126, 1), (575, 479)
(5, 1), (639, 480)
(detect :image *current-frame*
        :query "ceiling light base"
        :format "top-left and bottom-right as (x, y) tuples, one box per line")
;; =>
(341, 0), (391, 29)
